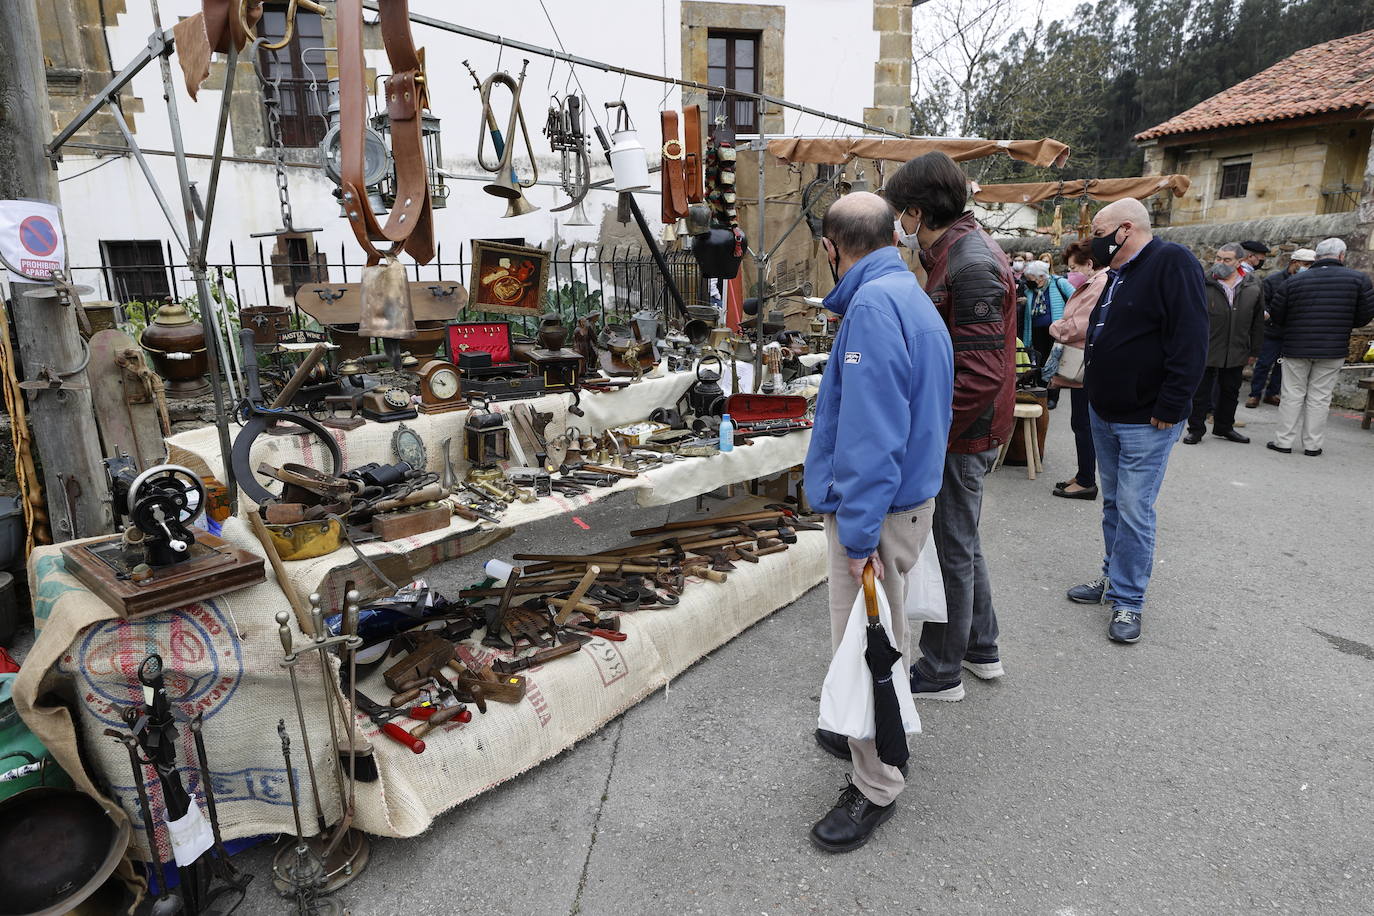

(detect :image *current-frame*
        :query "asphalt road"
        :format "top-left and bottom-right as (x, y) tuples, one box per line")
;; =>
(227, 401), (1374, 916)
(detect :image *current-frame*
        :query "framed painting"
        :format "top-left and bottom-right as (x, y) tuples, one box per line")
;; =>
(468, 240), (549, 316)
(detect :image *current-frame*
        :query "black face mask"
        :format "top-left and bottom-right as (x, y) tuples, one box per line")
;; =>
(1091, 224), (1125, 269)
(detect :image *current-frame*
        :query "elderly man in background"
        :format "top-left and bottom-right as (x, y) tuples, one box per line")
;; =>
(1247, 248), (1315, 408)
(884, 151), (1017, 699)
(1066, 199), (1207, 644)
(1266, 237), (1374, 457)
(805, 191), (953, 853)
(1238, 240), (1270, 276)
(1185, 243), (1264, 445)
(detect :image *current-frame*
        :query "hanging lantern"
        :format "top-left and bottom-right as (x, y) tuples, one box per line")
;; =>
(370, 109), (448, 209)
(319, 78), (391, 216)
(604, 101), (650, 192)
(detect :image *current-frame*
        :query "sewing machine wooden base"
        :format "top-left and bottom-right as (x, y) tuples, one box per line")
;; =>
(61, 532), (266, 618)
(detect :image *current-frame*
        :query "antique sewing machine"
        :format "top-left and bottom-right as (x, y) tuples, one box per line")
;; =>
(61, 458), (264, 617)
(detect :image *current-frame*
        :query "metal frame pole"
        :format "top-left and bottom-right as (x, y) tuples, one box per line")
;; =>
(149, 0), (237, 509)
(752, 116), (767, 392)
(360, 1), (911, 140)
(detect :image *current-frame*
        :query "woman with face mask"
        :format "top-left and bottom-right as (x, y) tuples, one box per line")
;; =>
(1021, 260), (1073, 404)
(1046, 239), (1107, 499)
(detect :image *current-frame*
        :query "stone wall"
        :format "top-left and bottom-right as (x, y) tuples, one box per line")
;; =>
(680, 2), (786, 136)
(998, 211), (1367, 271)
(865, 0), (912, 135)
(39, 0), (144, 148)
(1142, 122), (1372, 226)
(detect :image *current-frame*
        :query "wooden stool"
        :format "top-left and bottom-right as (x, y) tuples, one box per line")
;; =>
(1358, 375), (1374, 430)
(994, 402), (1045, 478)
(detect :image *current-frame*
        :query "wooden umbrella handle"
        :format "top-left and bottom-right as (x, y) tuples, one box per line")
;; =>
(862, 562), (879, 622)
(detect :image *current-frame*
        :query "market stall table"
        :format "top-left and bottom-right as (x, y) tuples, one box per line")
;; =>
(15, 372), (820, 856)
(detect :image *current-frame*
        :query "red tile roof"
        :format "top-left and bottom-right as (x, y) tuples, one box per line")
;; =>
(1135, 29), (1374, 142)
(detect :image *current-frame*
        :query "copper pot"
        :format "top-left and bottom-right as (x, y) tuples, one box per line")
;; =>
(409, 321), (448, 361)
(140, 303), (210, 398)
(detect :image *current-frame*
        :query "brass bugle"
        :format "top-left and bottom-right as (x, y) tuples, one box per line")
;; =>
(471, 59), (539, 216)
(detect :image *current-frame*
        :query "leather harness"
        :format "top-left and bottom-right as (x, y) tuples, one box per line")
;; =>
(337, 0), (435, 266)
(683, 105), (704, 204)
(660, 110), (688, 224)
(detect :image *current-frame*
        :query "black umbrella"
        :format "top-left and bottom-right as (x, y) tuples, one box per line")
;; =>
(862, 564), (910, 769)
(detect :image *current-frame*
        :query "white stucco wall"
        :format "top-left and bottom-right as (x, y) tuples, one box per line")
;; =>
(51, 0), (879, 302)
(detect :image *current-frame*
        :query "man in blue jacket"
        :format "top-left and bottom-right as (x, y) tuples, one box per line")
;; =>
(804, 191), (953, 852)
(1066, 199), (1207, 644)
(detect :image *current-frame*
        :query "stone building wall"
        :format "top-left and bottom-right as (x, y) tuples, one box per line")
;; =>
(865, 0), (912, 135)
(39, 0), (144, 147)
(1142, 123), (1372, 226)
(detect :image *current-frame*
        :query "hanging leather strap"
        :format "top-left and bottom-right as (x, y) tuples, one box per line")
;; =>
(337, 0), (435, 266)
(683, 105), (704, 204)
(660, 110), (688, 224)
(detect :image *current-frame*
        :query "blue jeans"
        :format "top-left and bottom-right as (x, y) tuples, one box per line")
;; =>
(1249, 336), (1282, 399)
(1089, 407), (1184, 613)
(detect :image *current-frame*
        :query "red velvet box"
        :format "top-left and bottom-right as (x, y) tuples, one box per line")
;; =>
(447, 320), (516, 365)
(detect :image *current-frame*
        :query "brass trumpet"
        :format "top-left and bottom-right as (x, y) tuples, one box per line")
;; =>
(544, 94), (592, 221)
(468, 59), (539, 218)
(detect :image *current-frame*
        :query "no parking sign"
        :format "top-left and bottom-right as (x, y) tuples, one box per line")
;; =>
(0, 200), (66, 280)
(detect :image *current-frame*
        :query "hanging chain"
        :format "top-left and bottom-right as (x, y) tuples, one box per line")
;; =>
(253, 39), (297, 233)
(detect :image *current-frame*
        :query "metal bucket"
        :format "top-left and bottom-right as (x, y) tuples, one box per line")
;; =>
(0, 779), (128, 916)
(240, 306), (293, 346)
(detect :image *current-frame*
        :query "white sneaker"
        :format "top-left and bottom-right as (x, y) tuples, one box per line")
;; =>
(961, 657), (1005, 680)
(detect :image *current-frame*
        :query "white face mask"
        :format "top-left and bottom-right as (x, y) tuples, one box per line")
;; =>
(1296, 265), (1309, 272)
(1012, 259), (1025, 273)
(894, 213), (922, 250)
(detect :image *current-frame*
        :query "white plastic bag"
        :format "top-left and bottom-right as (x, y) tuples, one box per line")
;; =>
(818, 577), (921, 740)
(903, 533), (947, 624)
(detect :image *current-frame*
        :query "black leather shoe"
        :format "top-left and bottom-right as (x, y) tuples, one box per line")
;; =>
(814, 729), (909, 777)
(1266, 441), (1292, 454)
(1213, 429), (1250, 443)
(1052, 483), (1098, 500)
(810, 778), (896, 853)
(815, 728), (851, 761)
(1182, 432), (1203, 445)
(1304, 448), (1323, 457)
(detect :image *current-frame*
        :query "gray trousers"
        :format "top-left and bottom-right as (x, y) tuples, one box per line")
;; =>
(915, 447), (1001, 683)
(825, 500), (934, 806)
(1273, 356), (1344, 451)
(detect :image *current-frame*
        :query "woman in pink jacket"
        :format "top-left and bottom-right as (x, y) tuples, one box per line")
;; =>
(1049, 239), (1108, 499)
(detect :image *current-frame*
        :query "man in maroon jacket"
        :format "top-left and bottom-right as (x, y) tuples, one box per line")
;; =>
(885, 152), (1017, 700)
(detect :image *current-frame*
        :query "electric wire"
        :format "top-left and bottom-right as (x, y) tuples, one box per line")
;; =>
(58, 155), (126, 182)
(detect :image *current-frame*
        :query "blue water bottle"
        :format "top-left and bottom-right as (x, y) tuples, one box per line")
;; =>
(719, 413), (735, 452)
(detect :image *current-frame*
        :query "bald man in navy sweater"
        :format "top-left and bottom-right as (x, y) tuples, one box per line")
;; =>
(1064, 199), (1207, 644)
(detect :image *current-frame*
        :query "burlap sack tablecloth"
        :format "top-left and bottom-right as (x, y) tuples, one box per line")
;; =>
(15, 365), (816, 855)
(16, 513), (825, 852)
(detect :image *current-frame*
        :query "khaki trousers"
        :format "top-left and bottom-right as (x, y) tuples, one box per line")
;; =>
(825, 500), (934, 806)
(1274, 356), (1344, 451)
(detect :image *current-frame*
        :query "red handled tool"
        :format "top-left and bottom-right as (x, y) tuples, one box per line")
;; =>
(354, 688), (426, 754)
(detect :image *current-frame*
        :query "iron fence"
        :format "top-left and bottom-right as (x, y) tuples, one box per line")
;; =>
(68, 239), (708, 338)
(1319, 184), (1360, 216)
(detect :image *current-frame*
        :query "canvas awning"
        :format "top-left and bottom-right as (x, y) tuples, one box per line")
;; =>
(766, 137), (1071, 168)
(971, 175), (1191, 205)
